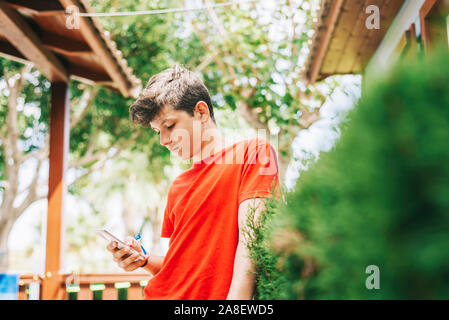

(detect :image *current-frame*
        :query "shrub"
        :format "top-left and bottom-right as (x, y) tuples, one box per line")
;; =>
(251, 48), (449, 299)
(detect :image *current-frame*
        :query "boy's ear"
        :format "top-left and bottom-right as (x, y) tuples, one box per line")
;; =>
(194, 101), (210, 123)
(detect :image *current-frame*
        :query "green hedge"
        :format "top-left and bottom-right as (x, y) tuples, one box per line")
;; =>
(251, 48), (449, 299)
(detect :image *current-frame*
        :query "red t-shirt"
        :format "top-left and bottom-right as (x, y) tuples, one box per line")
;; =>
(144, 138), (280, 300)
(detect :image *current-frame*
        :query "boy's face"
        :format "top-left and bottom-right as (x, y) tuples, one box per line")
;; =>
(150, 104), (202, 160)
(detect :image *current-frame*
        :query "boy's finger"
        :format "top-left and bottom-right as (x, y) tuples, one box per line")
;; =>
(126, 255), (148, 271)
(126, 236), (143, 252)
(124, 236), (139, 248)
(114, 246), (131, 261)
(106, 241), (117, 251)
(124, 236), (134, 245)
(120, 251), (141, 268)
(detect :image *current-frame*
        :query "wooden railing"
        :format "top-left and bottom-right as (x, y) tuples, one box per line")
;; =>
(18, 273), (150, 300)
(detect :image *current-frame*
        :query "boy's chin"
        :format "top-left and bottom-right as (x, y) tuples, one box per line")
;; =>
(173, 150), (193, 161)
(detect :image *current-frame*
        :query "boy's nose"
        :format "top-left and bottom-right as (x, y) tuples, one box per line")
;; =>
(160, 132), (171, 147)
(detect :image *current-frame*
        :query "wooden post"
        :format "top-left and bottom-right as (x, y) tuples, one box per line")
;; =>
(420, 0), (449, 53)
(41, 82), (70, 300)
(420, 0), (438, 52)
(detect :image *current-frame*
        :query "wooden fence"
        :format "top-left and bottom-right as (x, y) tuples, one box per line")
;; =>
(18, 273), (150, 300)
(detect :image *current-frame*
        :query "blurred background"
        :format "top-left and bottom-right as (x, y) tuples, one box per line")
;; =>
(0, 0), (448, 300)
(0, 0), (360, 276)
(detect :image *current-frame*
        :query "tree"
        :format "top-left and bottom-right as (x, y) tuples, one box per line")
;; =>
(178, 0), (343, 180)
(94, 0), (350, 181)
(252, 48), (449, 299)
(0, 59), (162, 270)
(1, 0), (357, 271)
(0, 0), (191, 271)
(1, 61), (50, 271)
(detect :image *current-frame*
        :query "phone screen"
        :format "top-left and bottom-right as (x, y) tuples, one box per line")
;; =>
(96, 228), (146, 259)
(96, 229), (127, 247)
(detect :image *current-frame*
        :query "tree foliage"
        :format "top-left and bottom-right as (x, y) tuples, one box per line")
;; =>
(1, 0), (353, 271)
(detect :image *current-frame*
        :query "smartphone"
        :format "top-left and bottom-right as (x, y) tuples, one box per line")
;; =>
(96, 228), (146, 260)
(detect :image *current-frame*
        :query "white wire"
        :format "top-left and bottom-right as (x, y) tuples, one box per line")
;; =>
(77, 0), (258, 17)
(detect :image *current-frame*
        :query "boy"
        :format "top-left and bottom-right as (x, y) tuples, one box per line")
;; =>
(107, 66), (279, 299)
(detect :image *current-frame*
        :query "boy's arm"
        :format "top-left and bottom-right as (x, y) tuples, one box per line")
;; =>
(226, 198), (266, 300)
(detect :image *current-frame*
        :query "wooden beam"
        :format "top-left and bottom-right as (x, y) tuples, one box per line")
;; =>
(420, 0), (449, 52)
(42, 82), (70, 300)
(331, 0), (368, 75)
(68, 63), (112, 82)
(41, 32), (92, 55)
(0, 39), (115, 88)
(420, 0), (438, 51)
(308, 0), (344, 84)
(403, 23), (419, 60)
(0, 1), (68, 82)
(59, 0), (131, 96)
(5, 0), (64, 12)
(0, 38), (28, 63)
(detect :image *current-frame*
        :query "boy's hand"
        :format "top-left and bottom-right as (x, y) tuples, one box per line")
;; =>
(106, 236), (148, 272)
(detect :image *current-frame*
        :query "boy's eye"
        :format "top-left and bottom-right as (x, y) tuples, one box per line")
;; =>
(167, 124), (175, 130)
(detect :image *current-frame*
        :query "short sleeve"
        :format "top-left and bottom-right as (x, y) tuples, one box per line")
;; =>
(238, 139), (280, 204)
(160, 199), (173, 238)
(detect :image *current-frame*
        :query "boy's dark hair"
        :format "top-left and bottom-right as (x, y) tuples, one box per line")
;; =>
(129, 65), (215, 126)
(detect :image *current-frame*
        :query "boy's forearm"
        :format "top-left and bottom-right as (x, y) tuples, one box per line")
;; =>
(227, 198), (266, 299)
(226, 242), (256, 300)
(142, 254), (165, 276)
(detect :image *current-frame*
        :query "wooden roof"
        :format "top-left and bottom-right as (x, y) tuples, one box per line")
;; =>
(0, 0), (141, 98)
(305, 0), (406, 83)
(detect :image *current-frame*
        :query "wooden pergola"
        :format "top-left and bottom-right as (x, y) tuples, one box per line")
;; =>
(0, 0), (142, 299)
(304, 0), (449, 84)
(304, 0), (406, 84)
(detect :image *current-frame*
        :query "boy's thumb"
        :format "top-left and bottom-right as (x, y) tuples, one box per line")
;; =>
(125, 236), (139, 249)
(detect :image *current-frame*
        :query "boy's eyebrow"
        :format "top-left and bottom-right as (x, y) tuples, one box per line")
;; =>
(161, 117), (176, 125)
(161, 117), (176, 124)
(150, 117), (176, 131)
